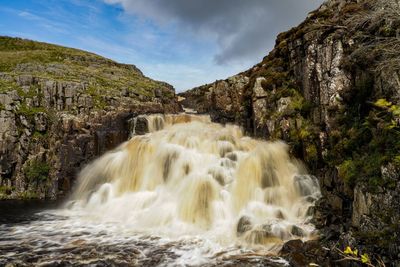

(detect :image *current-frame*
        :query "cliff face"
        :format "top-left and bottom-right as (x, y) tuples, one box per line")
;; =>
(0, 37), (181, 199)
(180, 0), (400, 264)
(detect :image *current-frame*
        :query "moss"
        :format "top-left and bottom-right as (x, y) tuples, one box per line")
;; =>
(289, 92), (314, 117)
(0, 185), (13, 195)
(24, 160), (50, 183)
(338, 160), (358, 185)
(328, 96), (400, 189)
(87, 85), (108, 109)
(17, 104), (46, 120)
(0, 78), (19, 93)
(305, 144), (318, 162)
(32, 131), (48, 140)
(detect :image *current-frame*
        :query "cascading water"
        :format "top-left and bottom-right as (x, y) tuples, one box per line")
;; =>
(69, 113), (321, 250)
(0, 113), (321, 267)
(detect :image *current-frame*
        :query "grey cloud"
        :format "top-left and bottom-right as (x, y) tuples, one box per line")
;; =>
(105, 0), (324, 65)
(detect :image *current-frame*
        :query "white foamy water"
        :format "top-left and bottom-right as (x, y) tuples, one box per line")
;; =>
(69, 114), (319, 260)
(0, 114), (321, 266)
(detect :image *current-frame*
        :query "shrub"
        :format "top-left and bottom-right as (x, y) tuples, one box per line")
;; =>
(24, 160), (50, 183)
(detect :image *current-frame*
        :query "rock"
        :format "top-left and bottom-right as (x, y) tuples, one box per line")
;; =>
(352, 184), (372, 227)
(277, 97), (292, 113)
(0, 37), (180, 200)
(129, 115), (149, 136)
(16, 75), (34, 86)
(293, 175), (320, 197)
(253, 77), (267, 98)
(236, 216), (253, 236)
(281, 239), (332, 267)
(281, 239), (304, 254)
(291, 225), (305, 237)
(326, 193), (343, 212)
(154, 88), (162, 98)
(34, 112), (47, 132)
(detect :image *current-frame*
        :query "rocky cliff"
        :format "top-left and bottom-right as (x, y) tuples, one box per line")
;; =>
(0, 36), (181, 200)
(180, 0), (400, 265)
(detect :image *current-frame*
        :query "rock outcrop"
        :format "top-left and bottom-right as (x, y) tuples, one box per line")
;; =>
(0, 36), (181, 199)
(180, 0), (400, 265)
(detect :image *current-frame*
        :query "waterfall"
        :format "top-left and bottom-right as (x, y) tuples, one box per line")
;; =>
(69, 113), (321, 251)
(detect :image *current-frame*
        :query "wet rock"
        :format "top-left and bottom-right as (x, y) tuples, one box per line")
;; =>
(291, 225), (305, 237)
(281, 239), (304, 254)
(225, 152), (237, 161)
(275, 209), (286, 220)
(281, 239), (332, 267)
(293, 175), (319, 197)
(129, 116), (149, 136)
(209, 168), (226, 186)
(236, 216), (252, 236)
(306, 205), (315, 217)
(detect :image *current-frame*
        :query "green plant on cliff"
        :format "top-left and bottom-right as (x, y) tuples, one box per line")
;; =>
(0, 185), (13, 196)
(24, 160), (50, 183)
(335, 246), (386, 267)
(0, 77), (19, 93)
(16, 103), (46, 120)
(330, 97), (400, 189)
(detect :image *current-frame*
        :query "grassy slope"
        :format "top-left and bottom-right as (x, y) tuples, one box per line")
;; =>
(0, 36), (169, 98)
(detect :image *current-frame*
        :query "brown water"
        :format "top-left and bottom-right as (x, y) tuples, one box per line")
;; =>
(0, 114), (320, 266)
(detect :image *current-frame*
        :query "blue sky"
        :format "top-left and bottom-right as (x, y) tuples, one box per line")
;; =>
(0, 0), (323, 92)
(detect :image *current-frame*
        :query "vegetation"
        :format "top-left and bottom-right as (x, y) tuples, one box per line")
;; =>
(24, 160), (50, 183)
(17, 191), (39, 200)
(274, 0), (400, 190)
(335, 246), (385, 267)
(0, 78), (19, 93)
(16, 104), (46, 119)
(0, 36), (174, 105)
(0, 185), (13, 195)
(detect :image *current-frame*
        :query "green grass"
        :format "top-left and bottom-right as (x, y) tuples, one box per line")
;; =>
(0, 78), (19, 93)
(0, 36), (173, 103)
(17, 104), (46, 120)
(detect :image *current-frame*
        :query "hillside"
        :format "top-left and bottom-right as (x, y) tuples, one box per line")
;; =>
(0, 36), (180, 200)
(180, 0), (400, 265)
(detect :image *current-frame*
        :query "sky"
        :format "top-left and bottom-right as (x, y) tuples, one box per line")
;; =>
(0, 0), (324, 92)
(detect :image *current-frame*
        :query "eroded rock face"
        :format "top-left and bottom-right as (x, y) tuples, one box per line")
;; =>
(179, 75), (249, 124)
(0, 71), (180, 199)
